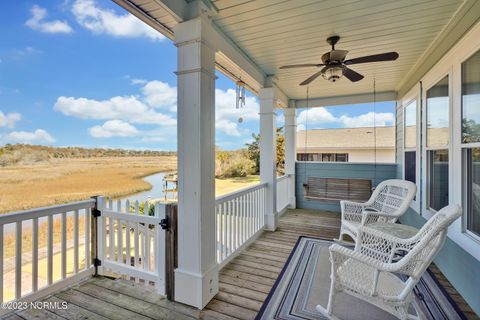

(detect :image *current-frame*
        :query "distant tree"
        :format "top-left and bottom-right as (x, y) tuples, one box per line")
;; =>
(462, 119), (480, 143)
(246, 127), (285, 175)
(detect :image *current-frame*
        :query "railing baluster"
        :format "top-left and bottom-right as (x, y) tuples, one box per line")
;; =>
(241, 194), (245, 244)
(47, 215), (53, 285)
(85, 207), (91, 269)
(109, 216), (115, 261)
(145, 225), (151, 272)
(61, 212), (67, 279)
(220, 204), (224, 263)
(32, 217), (38, 292)
(234, 198), (238, 251)
(125, 200), (131, 267)
(74, 210), (79, 274)
(15, 221), (21, 299)
(117, 201), (123, 264)
(222, 202), (227, 261)
(250, 192), (254, 236)
(134, 201), (140, 282)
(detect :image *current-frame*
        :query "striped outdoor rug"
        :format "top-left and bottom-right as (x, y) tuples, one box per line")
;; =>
(256, 237), (466, 320)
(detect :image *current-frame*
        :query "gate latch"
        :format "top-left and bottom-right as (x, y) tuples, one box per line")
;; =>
(159, 217), (169, 230)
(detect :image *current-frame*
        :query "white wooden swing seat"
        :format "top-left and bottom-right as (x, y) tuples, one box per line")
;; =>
(303, 177), (372, 202)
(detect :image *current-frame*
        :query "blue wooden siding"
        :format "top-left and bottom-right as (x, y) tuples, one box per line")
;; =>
(295, 162), (398, 212)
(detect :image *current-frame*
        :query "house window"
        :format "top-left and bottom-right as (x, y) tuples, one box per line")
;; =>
(322, 153), (335, 162)
(426, 76), (449, 211)
(464, 148), (480, 237)
(462, 49), (480, 236)
(296, 153), (348, 162)
(428, 149), (449, 211)
(404, 151), (416, 184)
(335, 153), (348, 162)
(404, 100), (417, 185)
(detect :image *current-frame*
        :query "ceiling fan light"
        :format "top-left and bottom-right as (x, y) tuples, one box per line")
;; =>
(322, 67), (343, 82)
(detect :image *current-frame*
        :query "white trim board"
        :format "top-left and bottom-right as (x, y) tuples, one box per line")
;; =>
(398, 19), (480, 262)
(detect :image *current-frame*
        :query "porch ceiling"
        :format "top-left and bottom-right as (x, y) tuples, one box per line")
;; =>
(116, 0), (471, 101)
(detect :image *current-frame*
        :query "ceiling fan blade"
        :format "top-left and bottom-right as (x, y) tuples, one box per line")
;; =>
(329, 50), (349, 62)
(343, 67), (364, 82)
(299, 69), (325, 86)
(344, 52), (399, 65)
(280, 63), (323, 69)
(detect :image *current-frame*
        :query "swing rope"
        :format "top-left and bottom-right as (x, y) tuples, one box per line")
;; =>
(303, 86), (309, 185)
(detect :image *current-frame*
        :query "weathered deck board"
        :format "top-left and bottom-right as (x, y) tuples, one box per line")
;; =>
(8, 209), (478, 320)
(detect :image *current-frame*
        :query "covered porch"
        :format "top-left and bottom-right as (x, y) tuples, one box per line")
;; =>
(6, 209), (477, 320)
(2, 0), (480, 319)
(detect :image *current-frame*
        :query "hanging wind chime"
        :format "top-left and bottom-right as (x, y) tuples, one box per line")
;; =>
(236, 80), (246, 123)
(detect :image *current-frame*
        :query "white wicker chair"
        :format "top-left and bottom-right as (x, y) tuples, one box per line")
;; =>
(317, 204), (462, 320)
(339, 179), (417, 243)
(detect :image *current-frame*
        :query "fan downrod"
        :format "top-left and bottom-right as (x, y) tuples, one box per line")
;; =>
(326, 35), (340, 49)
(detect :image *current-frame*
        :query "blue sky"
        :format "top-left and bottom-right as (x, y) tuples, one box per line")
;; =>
(0, 1), (395, 151)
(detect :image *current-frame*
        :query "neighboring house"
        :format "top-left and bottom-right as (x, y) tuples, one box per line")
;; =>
(296, 126), (395, 163)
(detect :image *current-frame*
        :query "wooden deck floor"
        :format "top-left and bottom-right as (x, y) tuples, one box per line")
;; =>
(7, 209), (478, 320)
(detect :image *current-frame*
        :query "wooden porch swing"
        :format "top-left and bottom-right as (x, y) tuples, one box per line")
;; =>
(301, 81), (378, 203)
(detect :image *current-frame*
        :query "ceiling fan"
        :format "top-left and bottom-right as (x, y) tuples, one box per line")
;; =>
(280, 36), (399, 85)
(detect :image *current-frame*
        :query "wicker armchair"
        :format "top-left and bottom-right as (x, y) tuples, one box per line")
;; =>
(339, 179), (417, 243)
(317, 204), (462, 320)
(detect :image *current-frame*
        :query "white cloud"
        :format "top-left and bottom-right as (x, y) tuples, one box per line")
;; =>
(9, 47), (42, 60)
(89, 120), (139, 138)
(72, 0), (164, 40)
(54, 95), (176, 125)
(339, 112), (395, 127)
(2, 129), (55, 144)
(216, 119), (241, 137)
(215, 88), (259, 136)
(297, 107), (336, 127)
(25, 5), (73, 34)
(0, 111), (21, 128)
(296, 107), (394, 129)
(141, 80), (176, 111)
(131, 78), (147, 85)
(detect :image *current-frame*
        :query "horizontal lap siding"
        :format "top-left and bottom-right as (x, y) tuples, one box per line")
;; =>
(295, 162), (398, 212)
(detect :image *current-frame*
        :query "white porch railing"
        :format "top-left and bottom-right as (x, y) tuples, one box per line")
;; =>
(277, 174), (292, 213)
(215, 183), (267, 267)
(0, 200), (95, 306)
(2, 180), (288, 305)
(98, 197), (166, 294)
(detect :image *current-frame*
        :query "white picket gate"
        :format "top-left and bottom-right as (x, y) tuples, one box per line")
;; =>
(96, 197), (167, 294)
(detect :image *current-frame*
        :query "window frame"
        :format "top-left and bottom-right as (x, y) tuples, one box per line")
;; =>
(398, 21), (480, 262)
(402, 94), (421, 211)
(459, 47), (480, 243)
(421, 70), (453, 219)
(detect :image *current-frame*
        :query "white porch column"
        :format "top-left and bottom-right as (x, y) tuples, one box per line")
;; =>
(259, 88), (278, 231)
(173, 15), (218, 309)
(284, 106), (297, 208)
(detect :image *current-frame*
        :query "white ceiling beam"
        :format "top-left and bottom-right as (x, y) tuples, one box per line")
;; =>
(294, 91), (397, 109)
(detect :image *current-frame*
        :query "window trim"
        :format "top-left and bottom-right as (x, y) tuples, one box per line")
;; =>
(461, 148), (480, 243)
(459, 47), (480, 243)
(402, 94), (421, 211)
(421, 70), (453, 219)
(398, 20), (480, 262)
